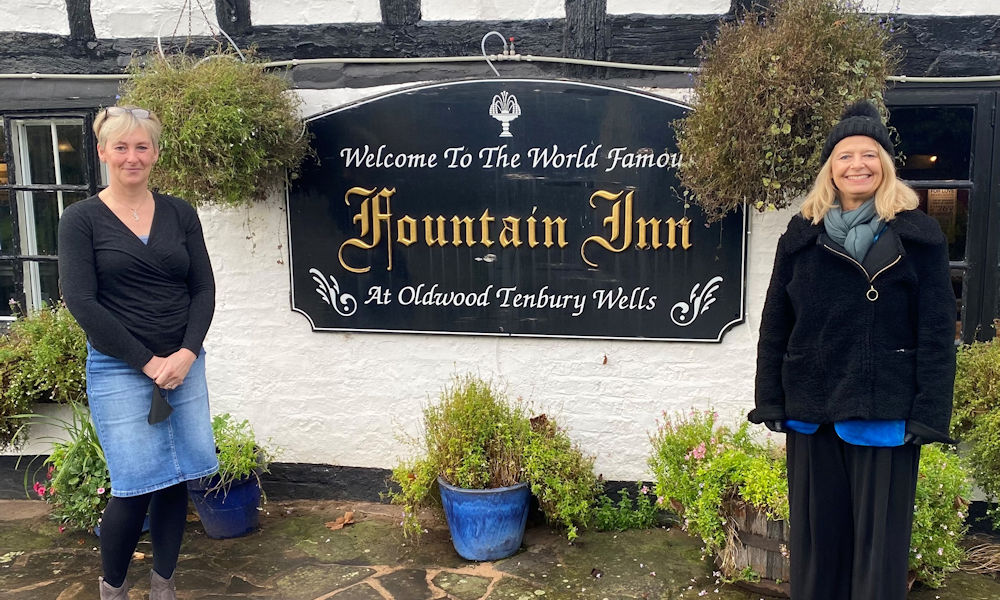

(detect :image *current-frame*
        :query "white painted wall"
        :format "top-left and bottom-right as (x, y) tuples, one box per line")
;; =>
(863, 0), (1000, 15)
(607, 0), (729, 15)
(0, 0), (68, 35)
(250, 0), (382, 25)
(90, 0), (221, 39)
(422, 0), (564, 21)
(608, 0), (1000, 15)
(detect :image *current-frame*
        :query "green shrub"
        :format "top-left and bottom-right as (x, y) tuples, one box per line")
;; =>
(951, 339), (1000, 527)
(120, 50), (310, 207)
(910, 445), (971, 588)
(649, 410), (969, 588)
(389, 375), (600, 540)
(675, 0), (899, 221)
(0, 302), (87, 449)
(592, 483), (659, 532)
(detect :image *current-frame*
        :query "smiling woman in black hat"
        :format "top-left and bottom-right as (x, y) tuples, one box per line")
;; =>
(749, 100), (956, 600)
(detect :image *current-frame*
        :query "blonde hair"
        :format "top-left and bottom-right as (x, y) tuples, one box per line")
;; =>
(93, 106), (163, 150)
(800, 144), (918, 223)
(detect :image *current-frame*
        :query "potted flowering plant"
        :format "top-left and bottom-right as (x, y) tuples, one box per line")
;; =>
(187, 413), (277, 539)
(1, 302), (87, 449)
(28, 401), (111, 533)
(649, 409), (971, 595)
(389, 374), (600, 560)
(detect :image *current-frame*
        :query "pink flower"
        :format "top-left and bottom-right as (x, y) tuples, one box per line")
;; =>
(33, 482), (47, 498)
(657, 496), (665, 505)
(640, 486), (650, 495)
(686, 442), (707, 460)
(58, 526), (65, 533)
(97, 487), (106, 495)
(46, 465), (54, 480)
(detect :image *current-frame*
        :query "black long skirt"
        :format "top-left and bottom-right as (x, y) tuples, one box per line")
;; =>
(786, 424), (920, 600)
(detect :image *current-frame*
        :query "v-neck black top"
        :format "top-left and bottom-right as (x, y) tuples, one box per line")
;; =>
(58, 193), (215, 371)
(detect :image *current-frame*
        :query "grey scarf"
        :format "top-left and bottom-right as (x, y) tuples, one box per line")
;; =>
(824, 198), (882, 262)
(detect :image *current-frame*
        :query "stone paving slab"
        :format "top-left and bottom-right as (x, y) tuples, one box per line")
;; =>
(1, 499), (999, 599)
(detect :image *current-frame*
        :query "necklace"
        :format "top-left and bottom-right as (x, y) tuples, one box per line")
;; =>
(105, 191), (149, 222)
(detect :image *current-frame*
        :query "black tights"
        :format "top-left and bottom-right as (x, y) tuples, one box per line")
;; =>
(100, 482), (189, 588)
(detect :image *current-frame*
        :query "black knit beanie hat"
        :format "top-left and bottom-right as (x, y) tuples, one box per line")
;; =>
(819, 100), (893, 164)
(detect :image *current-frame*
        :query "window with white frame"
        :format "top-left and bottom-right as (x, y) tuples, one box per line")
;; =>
(1, 113), (101, 318)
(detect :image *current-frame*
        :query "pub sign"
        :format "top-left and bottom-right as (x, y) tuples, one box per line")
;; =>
(287, 79), (747, 341)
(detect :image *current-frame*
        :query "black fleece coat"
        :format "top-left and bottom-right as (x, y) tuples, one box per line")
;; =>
(748, 209), (956, 443)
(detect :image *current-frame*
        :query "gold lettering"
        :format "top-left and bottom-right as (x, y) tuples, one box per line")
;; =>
(581, 190), (633, 268)
(335, 186), (691, 274)
(479, 209), (495, 248)
(338, 187), (394, 273)
(526, 208), (538, 248)
(423, 216), (447, 247)
(500, 217), (521, 247)
(397, 216), (417, 246)
(636, 217), (662, 249)
(542, 216), (567, 248)
(451, 216), (475, 247)
(664, 217), (693, 250)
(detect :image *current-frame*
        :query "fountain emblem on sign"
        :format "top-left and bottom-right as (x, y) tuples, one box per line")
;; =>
(489, 91), (521, 138)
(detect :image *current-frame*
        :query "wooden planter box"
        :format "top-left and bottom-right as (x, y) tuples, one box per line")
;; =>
(718, 500), (791, 598)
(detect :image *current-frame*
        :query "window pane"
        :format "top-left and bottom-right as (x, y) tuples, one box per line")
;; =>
(0, 121), (8, 185)
(0, 193), (12, 256)
(32, 191), (58, 255)
(24, 124), (56, 185)
(63, 190), (88, 210)
(0, 261), (14, 317)
(889, 106), (974, 181)
(37, 260), (59, 307)
(913, 188), (968, 262)
(56, 124), (86, 185)
(951, 269), (964, 341)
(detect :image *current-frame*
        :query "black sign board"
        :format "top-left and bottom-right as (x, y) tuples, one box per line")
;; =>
(287, 79), (747, 341)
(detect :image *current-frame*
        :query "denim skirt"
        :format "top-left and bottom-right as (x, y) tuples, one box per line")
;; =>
(86, 344), (218, 497)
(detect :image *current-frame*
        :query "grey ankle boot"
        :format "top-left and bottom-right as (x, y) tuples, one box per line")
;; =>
(150, 570), (177, 600)
(98, 576), (131, 600)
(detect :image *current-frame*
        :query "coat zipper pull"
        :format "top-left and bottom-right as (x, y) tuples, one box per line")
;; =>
(866, 285), (878, 302)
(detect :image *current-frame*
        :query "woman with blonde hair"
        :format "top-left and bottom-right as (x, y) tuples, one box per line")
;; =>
(58, 106), (217, 600)
(749, 101), (956, 600)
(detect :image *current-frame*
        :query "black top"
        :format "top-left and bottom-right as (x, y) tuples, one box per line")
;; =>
(58, 193), (215, 371)
(748, 209), (956, 443)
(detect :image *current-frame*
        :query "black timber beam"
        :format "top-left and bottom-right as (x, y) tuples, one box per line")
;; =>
(563, 0), (607, 78)
(0, 16), (998, 79)
(380, 0), (421, 27)
(65, 0), (96, 41)
(215, 0), (252, 36)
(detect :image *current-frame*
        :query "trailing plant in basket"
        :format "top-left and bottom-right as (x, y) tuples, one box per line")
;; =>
(675, 0), (899, 221)
(120, 50), (310, 207)
(27, 402), (110, 533)
(1, 302), (87, 449)
(389, 375), (600, 540)
(649, 409), (969, 588)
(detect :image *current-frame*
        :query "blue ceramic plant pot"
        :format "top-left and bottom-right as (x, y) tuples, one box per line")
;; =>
(187, 474), (261, 539)
(437, 476), (531, 561)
